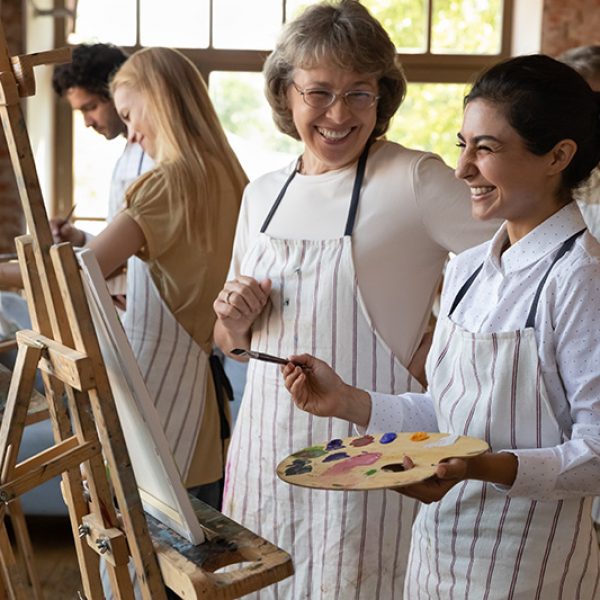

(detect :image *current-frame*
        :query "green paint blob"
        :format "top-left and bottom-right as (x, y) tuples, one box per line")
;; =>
(365, 469), (377, 476)
(292, 445), (327, 458)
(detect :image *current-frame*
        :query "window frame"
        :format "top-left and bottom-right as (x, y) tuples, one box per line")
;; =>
(52, 0), (514, 219)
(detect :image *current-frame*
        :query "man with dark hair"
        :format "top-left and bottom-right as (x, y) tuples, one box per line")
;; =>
(51, 43), (153, 247)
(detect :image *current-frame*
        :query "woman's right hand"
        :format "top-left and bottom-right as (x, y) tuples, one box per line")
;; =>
(49, 218), (86, 246)
(213, 276), (272, 337)
(282, 354), (372, 427)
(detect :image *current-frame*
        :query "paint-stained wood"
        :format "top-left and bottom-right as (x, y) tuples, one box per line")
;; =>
(149, 497), (294, 599)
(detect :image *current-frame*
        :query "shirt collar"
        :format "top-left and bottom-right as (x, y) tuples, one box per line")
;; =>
(485, 202), (586, 274)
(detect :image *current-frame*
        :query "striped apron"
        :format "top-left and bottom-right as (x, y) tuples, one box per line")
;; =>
(223, 146), (422, 599)
(122, 255), (209, 481)
(405, 230), (600, 599)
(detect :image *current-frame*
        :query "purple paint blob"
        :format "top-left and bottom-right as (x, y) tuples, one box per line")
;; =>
(350, 435), (375, 448)
(322, 452), (350, 463)
(326, 438), (345, 451)
(322, 452), (382, 477)
(380, 432), (397, 444)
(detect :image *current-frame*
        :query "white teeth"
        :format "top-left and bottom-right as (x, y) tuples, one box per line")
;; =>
(317, 127), (351, 140)
(471, 186), (495, 195)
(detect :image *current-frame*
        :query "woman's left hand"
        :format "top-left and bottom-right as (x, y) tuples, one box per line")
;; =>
(394, 451), (518, 504)
(393, 456), (469, 504)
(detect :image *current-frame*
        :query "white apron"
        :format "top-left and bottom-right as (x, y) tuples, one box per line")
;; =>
(223, 147), (423, 599)
(123, 254), (209, 481)
(405, 230), (600, 599)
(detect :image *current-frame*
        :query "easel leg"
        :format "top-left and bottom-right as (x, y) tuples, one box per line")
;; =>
(7, 500), (44, 600)
(0, 520), (28, 599)
(0, 342), (43, 599)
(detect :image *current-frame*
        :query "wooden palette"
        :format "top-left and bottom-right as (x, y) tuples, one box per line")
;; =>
(277, 432), (489, 491)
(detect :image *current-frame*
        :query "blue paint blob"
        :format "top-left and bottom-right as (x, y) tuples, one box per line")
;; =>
(380, 432), (397, 444)
(326, 438), (345, 451)
(322, 452), (350, 463)
(285, 459), (312, 476)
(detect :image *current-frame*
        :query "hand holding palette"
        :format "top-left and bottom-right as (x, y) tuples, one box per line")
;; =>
(277, 432), (489, 491)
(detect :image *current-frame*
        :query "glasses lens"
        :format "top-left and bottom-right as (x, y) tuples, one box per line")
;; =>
(345, 91), (376, 110)
(304, 89), (335, 108)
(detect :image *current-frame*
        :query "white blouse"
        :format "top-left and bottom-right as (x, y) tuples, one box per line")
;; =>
(369, 202), (600, 500)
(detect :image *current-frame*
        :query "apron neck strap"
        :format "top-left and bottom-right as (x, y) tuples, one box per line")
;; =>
(137, 149), (146, 176)
(448, 263), (484, 317)
(260, 144), (371, 236)
(524, 228), (586, 328)
(448, 228), (586, 326)
(343, 142), (370, 236)
(259, 157), (301, 233)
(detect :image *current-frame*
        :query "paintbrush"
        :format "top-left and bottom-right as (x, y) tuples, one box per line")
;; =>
(230, 348), (307, 368)
(63, 203), (77, 222)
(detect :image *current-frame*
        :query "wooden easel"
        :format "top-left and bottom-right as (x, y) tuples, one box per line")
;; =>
(0, 24), (292, 600)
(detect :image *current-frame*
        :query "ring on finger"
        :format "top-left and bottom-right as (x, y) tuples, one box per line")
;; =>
(225, 290), (233, 304)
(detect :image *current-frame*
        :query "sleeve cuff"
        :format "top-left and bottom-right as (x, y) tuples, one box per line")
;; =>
(358, 390), (437, 436)
(500, 448), (558, 499)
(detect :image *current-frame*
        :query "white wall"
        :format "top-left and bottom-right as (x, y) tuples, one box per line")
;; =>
(24, 0), (56, 212)
(512, 0), (544, 55)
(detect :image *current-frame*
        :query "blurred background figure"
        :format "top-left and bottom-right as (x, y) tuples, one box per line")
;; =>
(558, 45), (600, 240)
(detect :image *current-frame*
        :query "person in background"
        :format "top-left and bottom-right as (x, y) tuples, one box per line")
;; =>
(558, 45), (600, 239)
(51, 43), (154, 247)
(283, 54), (600, 598)
(100, 46), (246, 508)
(213, 1), (499, 597)
(1, 46), (247, 508)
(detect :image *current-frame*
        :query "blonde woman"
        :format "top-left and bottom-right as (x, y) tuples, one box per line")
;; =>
(91, 46), (247, 505)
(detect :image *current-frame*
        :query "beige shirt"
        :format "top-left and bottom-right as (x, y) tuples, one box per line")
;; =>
(124, 161), (241, 486)
(125, 163), (239, 355)
(231, 140), (500, 367)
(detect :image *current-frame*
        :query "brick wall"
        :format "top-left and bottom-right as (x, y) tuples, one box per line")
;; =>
(0, 0), (25, 255)
(541, 0), (600, 55)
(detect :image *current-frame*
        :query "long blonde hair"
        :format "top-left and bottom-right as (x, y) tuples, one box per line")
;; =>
(110, 47), (247, 248)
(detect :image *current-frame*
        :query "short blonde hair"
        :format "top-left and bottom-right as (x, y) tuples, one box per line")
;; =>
(110, 47), (247, 248)
(264, 0), (406, 140)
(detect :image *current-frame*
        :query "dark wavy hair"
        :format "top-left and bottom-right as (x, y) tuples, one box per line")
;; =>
(465, 54), (600, 193)
(52, 43), (127, 99)
(263, 0), (406, 141)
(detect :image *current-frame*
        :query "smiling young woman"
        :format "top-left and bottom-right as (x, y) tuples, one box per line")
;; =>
(283, 53), (600, 599)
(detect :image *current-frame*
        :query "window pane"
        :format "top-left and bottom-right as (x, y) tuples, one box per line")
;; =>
(72, 113), (126, 230)
(213, 1), (283, 50)
(209, 72), (301, 180)
(431, 0), (504, 55)
(140, 0), (209, 48)
(363, 0), (428, 53)
(387, 83), (467, 168)
(70, 0), (136, 46)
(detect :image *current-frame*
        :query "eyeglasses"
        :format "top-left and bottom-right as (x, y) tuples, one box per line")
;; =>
(292, 82), (380, 111)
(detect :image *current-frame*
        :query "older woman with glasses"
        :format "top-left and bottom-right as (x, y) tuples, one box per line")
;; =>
(213, 1), (498, 597)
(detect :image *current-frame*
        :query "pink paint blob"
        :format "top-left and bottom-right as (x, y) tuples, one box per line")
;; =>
(322, 452), (382, 477)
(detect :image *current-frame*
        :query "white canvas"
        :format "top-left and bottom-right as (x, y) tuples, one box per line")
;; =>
(77, 249), (205, 545)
